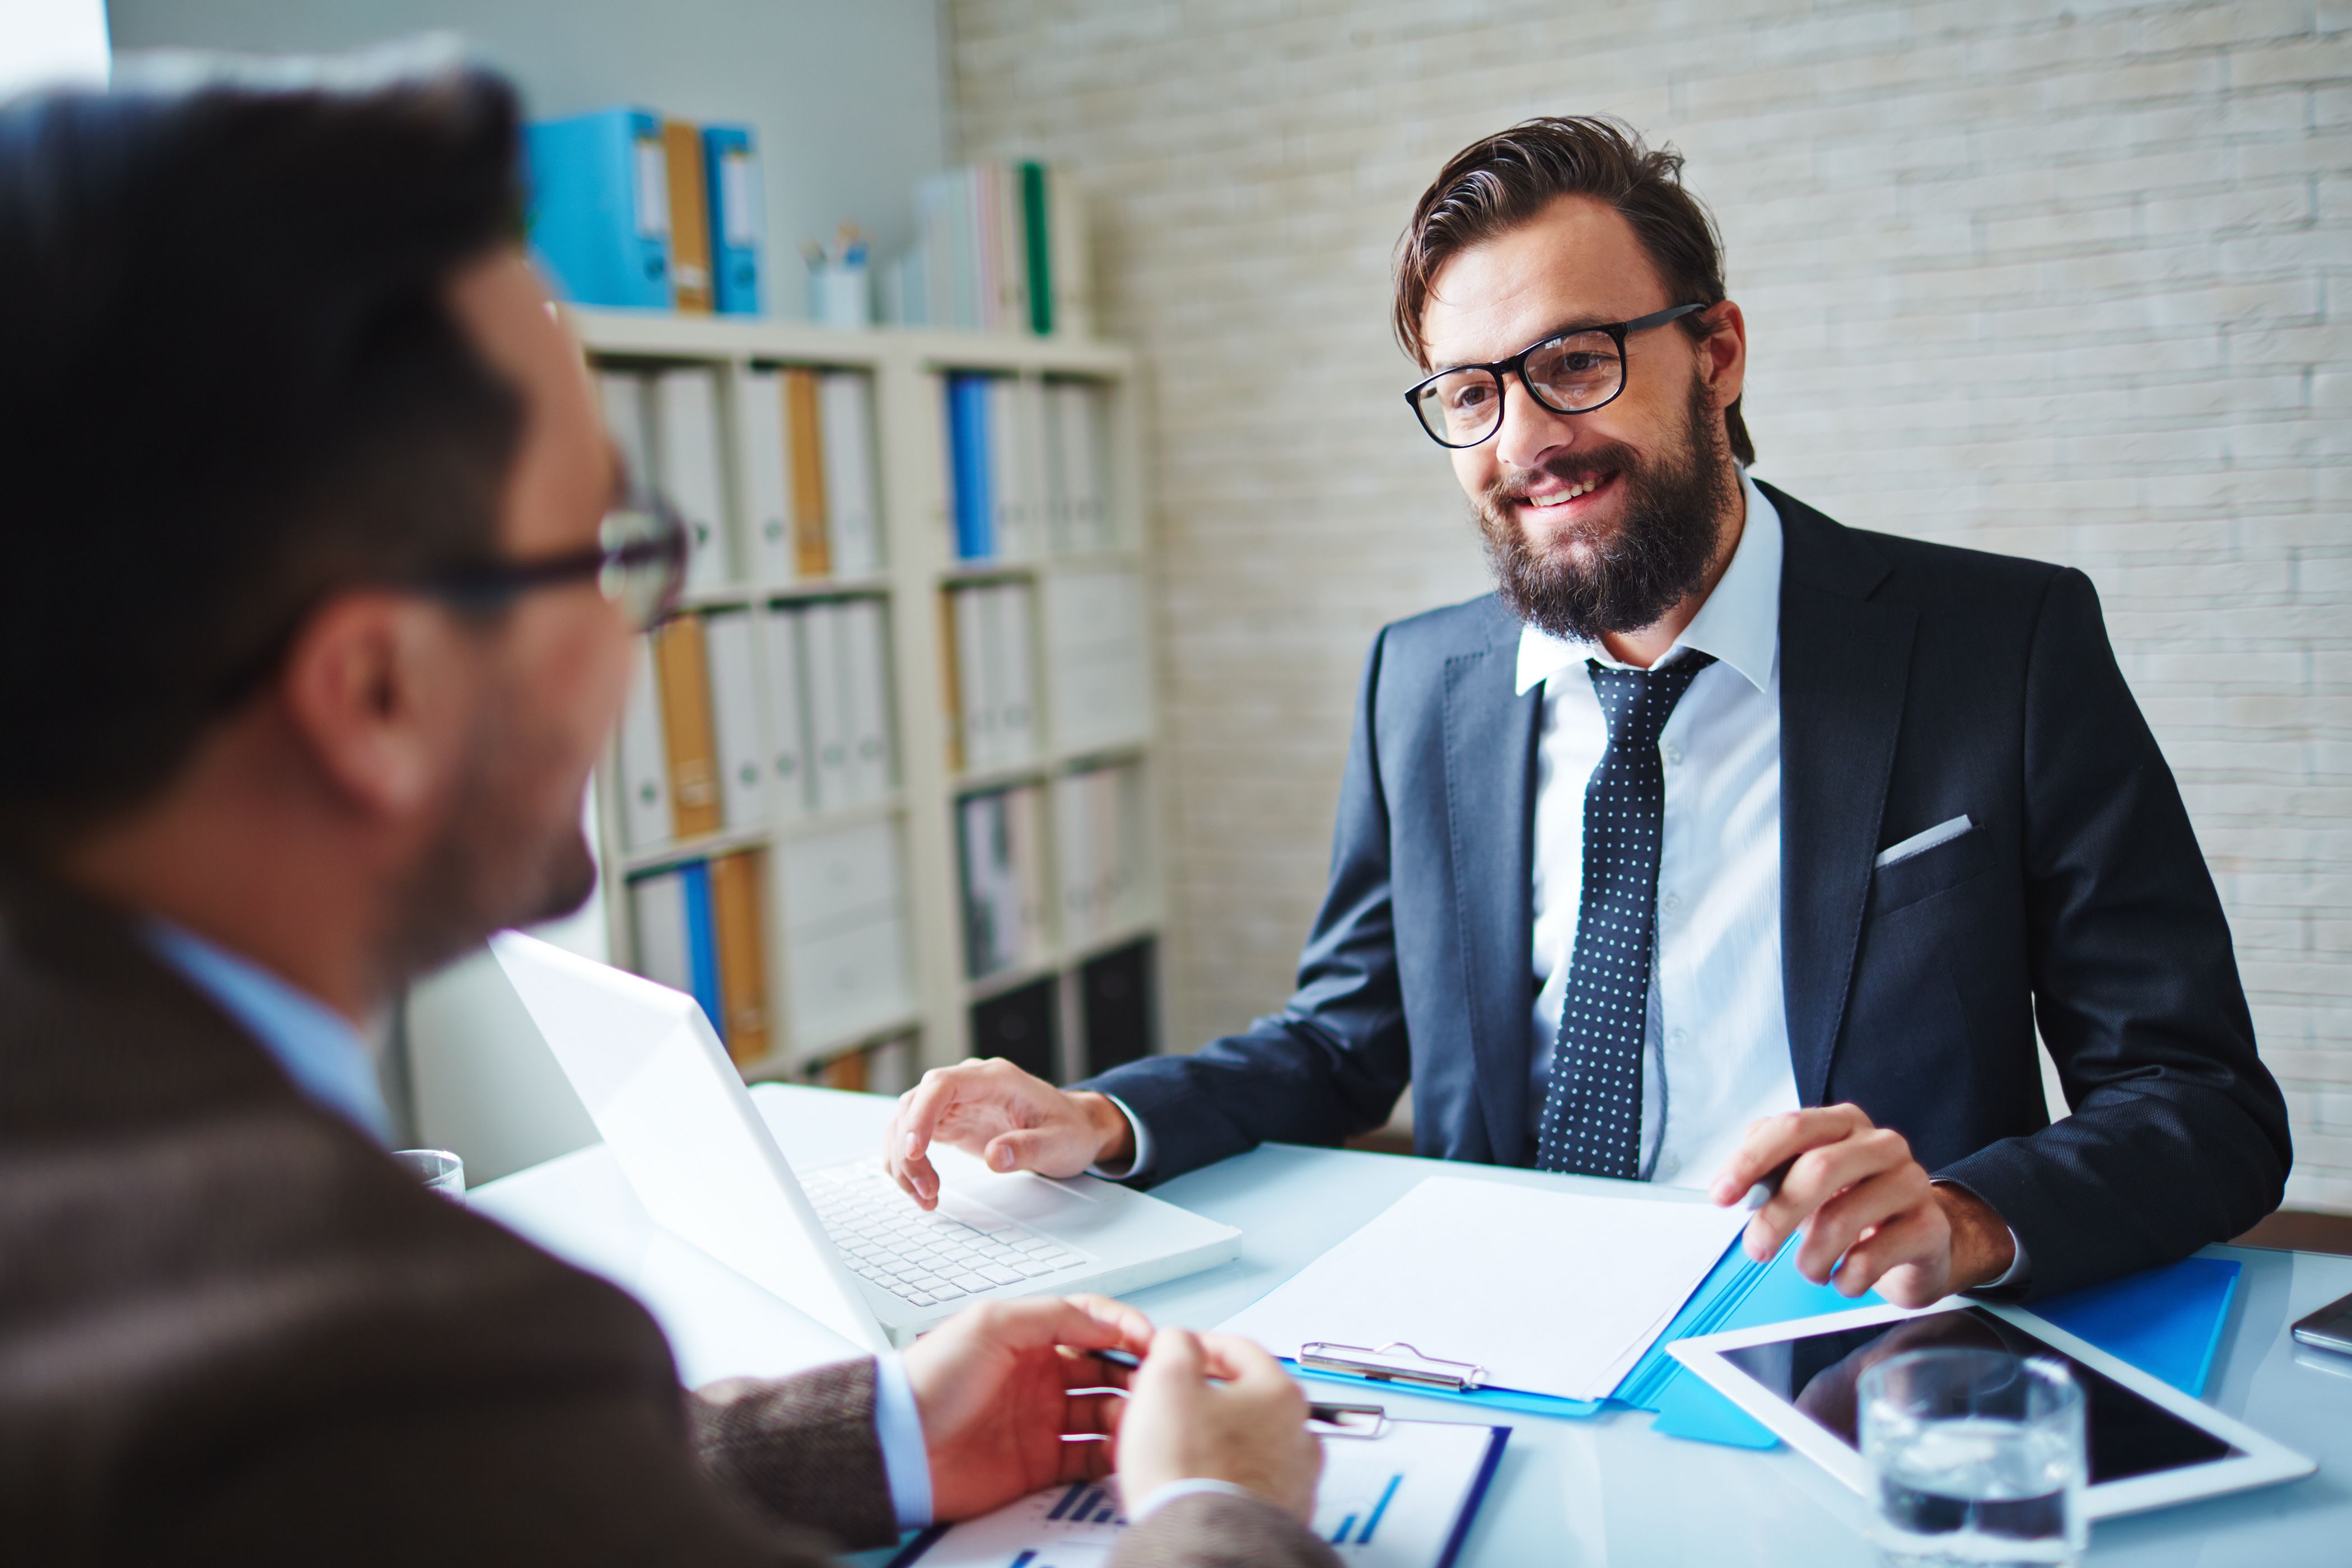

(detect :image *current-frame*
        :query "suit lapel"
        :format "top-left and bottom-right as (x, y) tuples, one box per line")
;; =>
(1440, 615), (1542, 1166)
(1768, 484), (1916, 1107)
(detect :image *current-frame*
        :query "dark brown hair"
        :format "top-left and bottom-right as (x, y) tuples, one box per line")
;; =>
(1394, 115), (1753, 466)
(0, 66), (526, 842)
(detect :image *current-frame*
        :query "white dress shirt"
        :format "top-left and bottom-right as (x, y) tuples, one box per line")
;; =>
(1520, 473), (1798, 1189)
(1112, 470), (2023, 1281)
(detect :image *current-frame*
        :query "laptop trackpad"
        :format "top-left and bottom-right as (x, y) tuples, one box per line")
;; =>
(928, 1147), (1105, 1226)
(954, 1171), (1101, 1226)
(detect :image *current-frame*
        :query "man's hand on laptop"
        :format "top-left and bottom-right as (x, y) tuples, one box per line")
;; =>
(885, 1057), (1135, 1210)
(1709, 1104), (2018, 1306)
(904, 1293), (1151, 1520)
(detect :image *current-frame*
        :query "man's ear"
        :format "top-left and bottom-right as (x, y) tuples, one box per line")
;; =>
(1695, 299), (1748, 413)
(274, 592), (473, 820)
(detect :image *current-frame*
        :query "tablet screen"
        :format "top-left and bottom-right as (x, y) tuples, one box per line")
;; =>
(1719, 1305), (2239, 1484)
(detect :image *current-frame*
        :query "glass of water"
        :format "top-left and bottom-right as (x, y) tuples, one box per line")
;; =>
(393, 1147), (465, 1200)
(1859, 1348), (2087, 1567)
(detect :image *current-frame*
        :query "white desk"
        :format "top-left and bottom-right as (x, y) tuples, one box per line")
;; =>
(473, 1084), (2352, 1566)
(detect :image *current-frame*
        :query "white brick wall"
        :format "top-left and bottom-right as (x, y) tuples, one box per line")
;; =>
(949, 0), (2352, 1214)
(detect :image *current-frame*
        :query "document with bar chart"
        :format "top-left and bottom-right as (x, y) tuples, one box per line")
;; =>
(889, 1418), (1508, 1568)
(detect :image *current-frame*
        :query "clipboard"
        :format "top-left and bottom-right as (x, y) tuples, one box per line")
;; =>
(1287, 1340), (1609, 1419)
(1220, 1178), (1752, 1412)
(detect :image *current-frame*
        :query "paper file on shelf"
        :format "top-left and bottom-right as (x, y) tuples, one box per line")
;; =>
(652, 367), (729, 592)
(890, 1417), (1507, 1568)
(1219, 1177), (1749, 1404)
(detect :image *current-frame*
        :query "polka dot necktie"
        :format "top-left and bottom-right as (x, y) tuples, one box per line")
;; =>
(1536, 651), (1716, 1178)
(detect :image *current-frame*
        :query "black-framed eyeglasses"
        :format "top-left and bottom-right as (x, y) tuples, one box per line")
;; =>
(1403, 302), (1710, 449)
(414, 492), (689, 633)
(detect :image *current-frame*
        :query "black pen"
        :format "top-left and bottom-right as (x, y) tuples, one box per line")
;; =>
(1090, 1347), (1382, 1429)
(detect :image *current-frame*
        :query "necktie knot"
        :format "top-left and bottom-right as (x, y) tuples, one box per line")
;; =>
(1585, 651), (1716, 748)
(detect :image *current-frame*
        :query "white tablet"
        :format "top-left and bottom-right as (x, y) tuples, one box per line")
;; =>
(1667, 1301), (2314, 1519)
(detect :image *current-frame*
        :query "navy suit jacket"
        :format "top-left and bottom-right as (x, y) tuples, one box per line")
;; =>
(1084, 484), (2291, 1300)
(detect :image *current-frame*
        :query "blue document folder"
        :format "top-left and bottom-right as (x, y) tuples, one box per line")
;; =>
(702, 125), (762, 316)
(1291, 1239), (2242, 1450)
(945, 375), (995, 560)
(525, 107), (672, 310)
(1644, 1250), (2244, 1449)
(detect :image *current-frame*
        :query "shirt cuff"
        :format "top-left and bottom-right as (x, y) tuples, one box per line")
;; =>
(1985, 1227), (2032, 1289)
(1129, 1477), (1257, 1523)
(872, 1351), (932, 1531)
(1087, 1094), (1154, 1180)
(1932, 1178), (2030, 1291)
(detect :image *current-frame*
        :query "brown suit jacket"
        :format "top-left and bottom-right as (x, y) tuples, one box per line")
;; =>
(0, 867), (1334, 1566)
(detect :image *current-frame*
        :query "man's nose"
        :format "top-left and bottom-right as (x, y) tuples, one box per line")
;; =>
(1491, 372), (1579, 475)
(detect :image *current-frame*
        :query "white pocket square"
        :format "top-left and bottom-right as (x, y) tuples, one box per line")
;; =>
(1875, 814), (1974, 869)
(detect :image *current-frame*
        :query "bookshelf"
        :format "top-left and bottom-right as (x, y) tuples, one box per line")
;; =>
(571, 307), (1167, 1095)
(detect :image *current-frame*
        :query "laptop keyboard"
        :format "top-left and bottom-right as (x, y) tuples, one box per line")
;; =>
(801, 1161), (1092, 1308)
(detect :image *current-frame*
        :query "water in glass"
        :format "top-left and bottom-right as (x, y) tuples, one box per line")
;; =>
(1860, 1348), (2086, 1568)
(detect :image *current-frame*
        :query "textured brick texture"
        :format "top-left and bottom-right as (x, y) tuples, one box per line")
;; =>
(948, 0), (2352, 1213)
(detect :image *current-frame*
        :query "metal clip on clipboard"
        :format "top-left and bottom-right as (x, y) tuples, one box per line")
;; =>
(1299, 1341), (1490, 1393)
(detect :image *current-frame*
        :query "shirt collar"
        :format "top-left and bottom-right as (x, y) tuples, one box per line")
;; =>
(1515, 469), (1783, 696)
(146, 921), (392, 1142)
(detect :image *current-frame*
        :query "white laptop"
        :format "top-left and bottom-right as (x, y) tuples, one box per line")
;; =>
(490, 932), (1241, 1351)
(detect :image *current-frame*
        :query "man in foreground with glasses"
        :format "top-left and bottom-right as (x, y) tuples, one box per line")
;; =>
(0, 66), (1331, 1565)
(889, 116), (2289, 1308)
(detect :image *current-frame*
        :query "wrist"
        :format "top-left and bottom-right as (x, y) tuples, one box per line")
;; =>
(1071, 1090), (1134, 1168)
(1933, 1183), (2015, 1291)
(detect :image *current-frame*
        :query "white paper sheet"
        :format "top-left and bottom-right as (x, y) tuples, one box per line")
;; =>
(1219, 1177), (1749, 1403)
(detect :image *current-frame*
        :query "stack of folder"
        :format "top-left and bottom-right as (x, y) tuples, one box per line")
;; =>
(941, 582), (1037, 774)
(958, 786), (1051, 981)
(615, 601), (895, 853)
(1052, 764), (1146, 950)
(600, 363), (881, 591)
(897, 160), (1091, 336)
(944, 372), (1112, 562)
(527, 107), (763, 315)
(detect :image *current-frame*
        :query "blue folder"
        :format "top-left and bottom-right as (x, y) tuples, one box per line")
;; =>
(1644, 1251), (2243, 1449)
(524, 108), (672, 310)
(678, 861), (725, 1049)
(701, 125), (762, 316)
(945, 375), (995, 561)
(1291, 1239), (2241, 1450)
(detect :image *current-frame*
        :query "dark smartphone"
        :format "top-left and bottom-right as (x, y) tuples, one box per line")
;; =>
(2290, 1290), (2352, 1355)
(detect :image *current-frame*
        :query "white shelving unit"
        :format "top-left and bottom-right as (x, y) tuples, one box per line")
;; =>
(572, 307), (1168, 1089)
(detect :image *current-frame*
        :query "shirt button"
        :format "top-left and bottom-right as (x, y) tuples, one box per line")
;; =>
(1670, 1028), (1688, 1047)
(1663, 743), (1684, 766)
(1661, 891), (1682, 913)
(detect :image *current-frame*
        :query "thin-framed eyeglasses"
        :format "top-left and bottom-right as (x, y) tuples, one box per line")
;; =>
(1403, 302), (1710, 449)
(414, 491), (690, 633)
(204, 493), (691, 713)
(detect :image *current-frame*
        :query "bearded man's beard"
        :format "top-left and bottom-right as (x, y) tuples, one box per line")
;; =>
(1476, 379), (1739, 644)
(377, 685), (599, 991)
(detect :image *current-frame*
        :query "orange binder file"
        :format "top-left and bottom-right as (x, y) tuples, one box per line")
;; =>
(937, 591), (965, 774)
(783, 368), (831, 577)
(709, 851), (771, 1068)
(818, 1048), (869, 1092)
(652, 615), (722, 838)
(662, 119), (714, 313)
